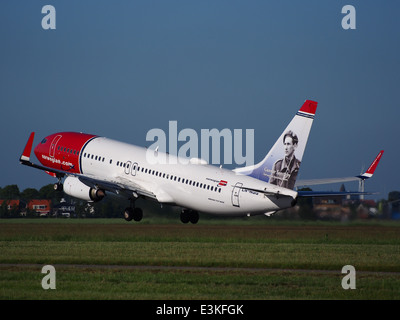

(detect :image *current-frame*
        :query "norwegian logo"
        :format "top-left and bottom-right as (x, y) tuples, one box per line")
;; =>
(218, 180), (228, 186)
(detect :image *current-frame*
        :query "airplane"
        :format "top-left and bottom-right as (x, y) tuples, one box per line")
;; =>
(19, 100), (383, 223)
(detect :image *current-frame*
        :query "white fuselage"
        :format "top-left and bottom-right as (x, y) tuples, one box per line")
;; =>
(80, 137), (297, 216)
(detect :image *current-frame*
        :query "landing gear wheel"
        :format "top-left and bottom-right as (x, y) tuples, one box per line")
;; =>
(180, 210), (199, 224)
(180, 210), (190, 224)
(189, 211), (199, 224)
(124, 207), (133, 221)
(133, 207), (143, 222)
(53, 183), (63, 192)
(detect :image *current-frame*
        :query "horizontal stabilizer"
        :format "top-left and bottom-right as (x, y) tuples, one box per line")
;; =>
(298, 190), (376, 197)
(296, 150), (384, 187)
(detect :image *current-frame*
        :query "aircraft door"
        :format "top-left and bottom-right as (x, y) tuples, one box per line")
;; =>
(231, 182), (243, 207)
(49, 135), (62, 158)
(125, 161), (132, 175)
(131, 162), (138, 176)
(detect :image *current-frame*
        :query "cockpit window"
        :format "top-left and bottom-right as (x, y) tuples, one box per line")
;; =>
(41, 138), (47, 144)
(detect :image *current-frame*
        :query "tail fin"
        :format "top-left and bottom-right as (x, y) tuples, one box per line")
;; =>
(234, 100), (318, 189)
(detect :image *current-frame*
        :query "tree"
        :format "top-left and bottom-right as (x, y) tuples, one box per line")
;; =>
(297, 187), (316, 220)
(0, 185), (20, 200)
(0, 201), (9, 218)
(388, 191), (400, 202)
(21, 188), (40, 201)
(388, 191), (400, 215)
(39, 184), (63, 202)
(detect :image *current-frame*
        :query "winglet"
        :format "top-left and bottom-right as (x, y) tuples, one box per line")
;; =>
(359, 150), (384, 179)
(20, 132), (35, 162)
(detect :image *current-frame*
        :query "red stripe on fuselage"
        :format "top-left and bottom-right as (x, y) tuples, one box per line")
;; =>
(34, 132), (98, 174)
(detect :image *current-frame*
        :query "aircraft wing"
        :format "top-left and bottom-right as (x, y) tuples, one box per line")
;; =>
(295, 150), (384, 187)
(78, 174), (158, 201)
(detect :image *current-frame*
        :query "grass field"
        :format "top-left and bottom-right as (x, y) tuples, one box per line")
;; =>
(1, 218), (399, 300)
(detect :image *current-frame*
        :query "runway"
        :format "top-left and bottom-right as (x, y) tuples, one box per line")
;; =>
(2, 263), (399, 276)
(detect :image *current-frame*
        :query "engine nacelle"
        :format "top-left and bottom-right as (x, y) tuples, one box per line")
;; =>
(63, 176), (105, 202)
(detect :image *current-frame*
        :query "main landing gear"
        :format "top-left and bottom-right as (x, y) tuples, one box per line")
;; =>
(124, 206), (143, 222)
(180, 209), (199, 224)
(124, 199), (143, 222)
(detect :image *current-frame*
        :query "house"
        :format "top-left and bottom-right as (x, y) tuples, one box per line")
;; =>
(27, 199), (52, 216)
(53, 198), (75, 218)
(0, 200), (25, 212)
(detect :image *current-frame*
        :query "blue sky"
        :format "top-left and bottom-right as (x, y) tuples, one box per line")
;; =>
(0, 1), (398, 201)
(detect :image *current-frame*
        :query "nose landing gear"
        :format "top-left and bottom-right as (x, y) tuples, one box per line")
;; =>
(53, 182), (63, 192)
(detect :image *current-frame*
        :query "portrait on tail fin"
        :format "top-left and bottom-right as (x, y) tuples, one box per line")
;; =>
(234, 99), (317, 190)
(269, 130), (300, 189)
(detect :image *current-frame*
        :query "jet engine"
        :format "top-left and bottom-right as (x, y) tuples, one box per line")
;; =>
(63, 176), (105, 202)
